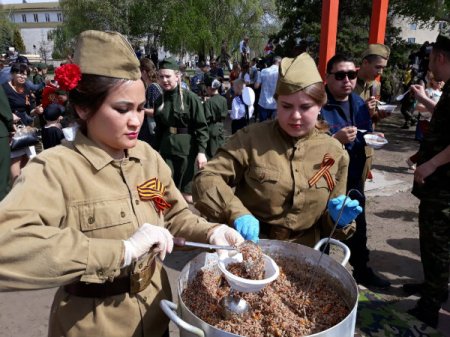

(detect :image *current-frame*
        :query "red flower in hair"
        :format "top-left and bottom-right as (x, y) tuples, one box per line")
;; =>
(54, 64), (82, 91)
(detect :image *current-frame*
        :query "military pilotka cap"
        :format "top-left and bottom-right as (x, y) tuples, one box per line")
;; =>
(361, 43), (390, 60)
(159, 57), (179, 71)
(434, 21), (450, 52)
(73, 30), (140, 80)
(275, 53), (323, 96)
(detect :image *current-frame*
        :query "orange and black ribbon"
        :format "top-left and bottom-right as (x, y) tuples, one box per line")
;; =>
(137, 178), (172, 212)
(308, 153), (335, 190)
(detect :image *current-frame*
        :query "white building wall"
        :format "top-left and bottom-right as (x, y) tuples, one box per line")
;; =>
(393, 16), (440, 45)
(21, 28), (54, 56)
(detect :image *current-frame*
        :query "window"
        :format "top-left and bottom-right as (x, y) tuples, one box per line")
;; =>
(57, 13), (63, 22)
(10, 14), (15, 23)
(22, 14), (27, 23)
(407, 38), (416, 44)
(409, 23), (417, 30)
(33, 14), (38, 23)
(45, 13), (50, 22)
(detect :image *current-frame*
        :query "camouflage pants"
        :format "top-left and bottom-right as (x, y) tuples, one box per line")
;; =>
(418, 199), (450, 311)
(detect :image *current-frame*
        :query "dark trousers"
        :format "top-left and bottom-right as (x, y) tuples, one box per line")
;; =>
(231, 118), (248, 134)
(418, 199), (450, 311)
(163, 153), (196, 194)
(0, 136), (10, 200)
(343, 176), (370, 271)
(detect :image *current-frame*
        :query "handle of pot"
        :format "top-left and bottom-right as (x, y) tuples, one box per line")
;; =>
(314, 238), (350, 266)
(160, 300), (205, 337)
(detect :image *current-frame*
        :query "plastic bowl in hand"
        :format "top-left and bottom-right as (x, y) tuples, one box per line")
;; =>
(377, 104), (397, 113)
(218, 253), (279, 293)
(364, 134), (388, 149)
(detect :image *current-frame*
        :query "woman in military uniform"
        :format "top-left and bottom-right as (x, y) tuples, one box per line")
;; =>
(0, 30), (243, 337)
(154, 57), (209, 203)
(193, 53), (362, 246)
(204, 76), (228, 158)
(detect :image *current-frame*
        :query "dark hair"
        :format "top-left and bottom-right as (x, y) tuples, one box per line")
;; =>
(140, 58), (157, 83)
(326, 54), (354, 73)
(10, 63), (28, 75)
(68, 74), (127, 131)
(44, 103), (63, 122)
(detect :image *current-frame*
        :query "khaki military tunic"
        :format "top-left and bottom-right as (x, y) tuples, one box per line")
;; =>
(193, 120), (354, 247)
(0, 131), (216, 337)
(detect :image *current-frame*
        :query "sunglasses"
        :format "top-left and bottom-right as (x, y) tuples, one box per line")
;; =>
(329, 71), (357, 81)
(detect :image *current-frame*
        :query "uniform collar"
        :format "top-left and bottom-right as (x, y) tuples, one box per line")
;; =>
(73, 130), (146, 171)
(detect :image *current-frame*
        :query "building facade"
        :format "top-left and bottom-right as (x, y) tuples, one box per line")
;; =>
(1, 1), (62, 61)
(393, 16), (442, 45)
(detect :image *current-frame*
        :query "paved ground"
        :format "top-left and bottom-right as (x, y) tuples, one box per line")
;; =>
(0, 108), (449, 337)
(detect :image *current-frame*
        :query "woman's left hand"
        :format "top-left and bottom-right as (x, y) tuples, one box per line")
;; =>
(328, 195), (362, 228)
(196, 152), (207, 170)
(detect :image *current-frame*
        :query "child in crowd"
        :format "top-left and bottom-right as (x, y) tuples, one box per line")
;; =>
(41, 103), (65, 149)
(406, 73), (444, 169)
(230, 79), (254, 134)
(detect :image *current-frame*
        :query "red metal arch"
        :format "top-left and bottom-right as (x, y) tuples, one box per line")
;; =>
(318, 0), (389, 79)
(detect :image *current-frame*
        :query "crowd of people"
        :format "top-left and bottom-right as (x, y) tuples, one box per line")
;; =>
(0, 26), (448, 336)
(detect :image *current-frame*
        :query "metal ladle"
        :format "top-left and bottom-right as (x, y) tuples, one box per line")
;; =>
(220, 293), (250, 319)
(219, 240), (265, 318)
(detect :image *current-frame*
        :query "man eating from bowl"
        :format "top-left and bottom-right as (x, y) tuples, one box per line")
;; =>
(320, 54), (390, 289)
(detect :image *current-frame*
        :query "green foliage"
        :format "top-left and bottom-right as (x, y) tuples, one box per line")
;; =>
(54, 0), (278, 62)
(12, 28), (25, 53)
(0, 15), (14, 54)
(390, 0), (450, 25)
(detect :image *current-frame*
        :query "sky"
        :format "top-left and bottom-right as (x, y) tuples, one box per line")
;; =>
(0, 0), (58, 4)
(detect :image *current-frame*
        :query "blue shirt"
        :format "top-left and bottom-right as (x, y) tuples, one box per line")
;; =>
(320, 87), (373, 179)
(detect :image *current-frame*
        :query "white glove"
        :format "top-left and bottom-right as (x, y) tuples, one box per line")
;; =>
(196, 152), (207, 170)
(122, 223), (173, 267)
(208, 224), (245, 258)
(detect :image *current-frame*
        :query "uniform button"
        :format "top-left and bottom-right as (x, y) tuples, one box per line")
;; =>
(88, 216), (95, 224)
(135, 200), (140, 205)
(295, 169), (299, 172)
(98, 271), (103, 276)
(121, 211), (126, 218)
(143, 296), (148, 302)
(138, 263), (143, 269)
(259, 173), (265, 180)
(296, 190), (300, 195)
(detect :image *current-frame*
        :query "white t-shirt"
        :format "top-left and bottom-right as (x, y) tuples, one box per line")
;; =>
(230, 95), (254, 120)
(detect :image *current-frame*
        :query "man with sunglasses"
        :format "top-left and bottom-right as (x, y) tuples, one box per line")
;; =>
(320, 54), (390, 289)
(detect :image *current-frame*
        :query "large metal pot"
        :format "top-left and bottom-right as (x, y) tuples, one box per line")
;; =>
(161, 238), (358, 337)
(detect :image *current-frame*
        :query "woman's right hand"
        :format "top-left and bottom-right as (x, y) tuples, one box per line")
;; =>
(122, 223), (173, 267)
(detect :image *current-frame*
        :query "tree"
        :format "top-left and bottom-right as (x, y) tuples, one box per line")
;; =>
(53, 0), (279, 63)
(390, 0), (450, 25)
(12, 28), (25, 53)
(0, 15), (14, 55)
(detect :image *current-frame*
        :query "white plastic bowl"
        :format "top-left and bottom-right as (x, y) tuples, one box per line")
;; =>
(377, 104), (397, 113)
(364, 134), (388, 149)
(218, 253), (279, 293)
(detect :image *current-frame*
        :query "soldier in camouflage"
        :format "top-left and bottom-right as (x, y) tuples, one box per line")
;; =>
(406, 25), (450, 328)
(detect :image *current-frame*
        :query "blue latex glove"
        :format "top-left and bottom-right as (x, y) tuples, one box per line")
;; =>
(233, 215), (259, 242)
(328, 195), (363, 228)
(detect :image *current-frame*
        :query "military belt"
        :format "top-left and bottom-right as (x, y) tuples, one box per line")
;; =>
(64, 260), (155, 298)
(168, 127), (189, 134)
